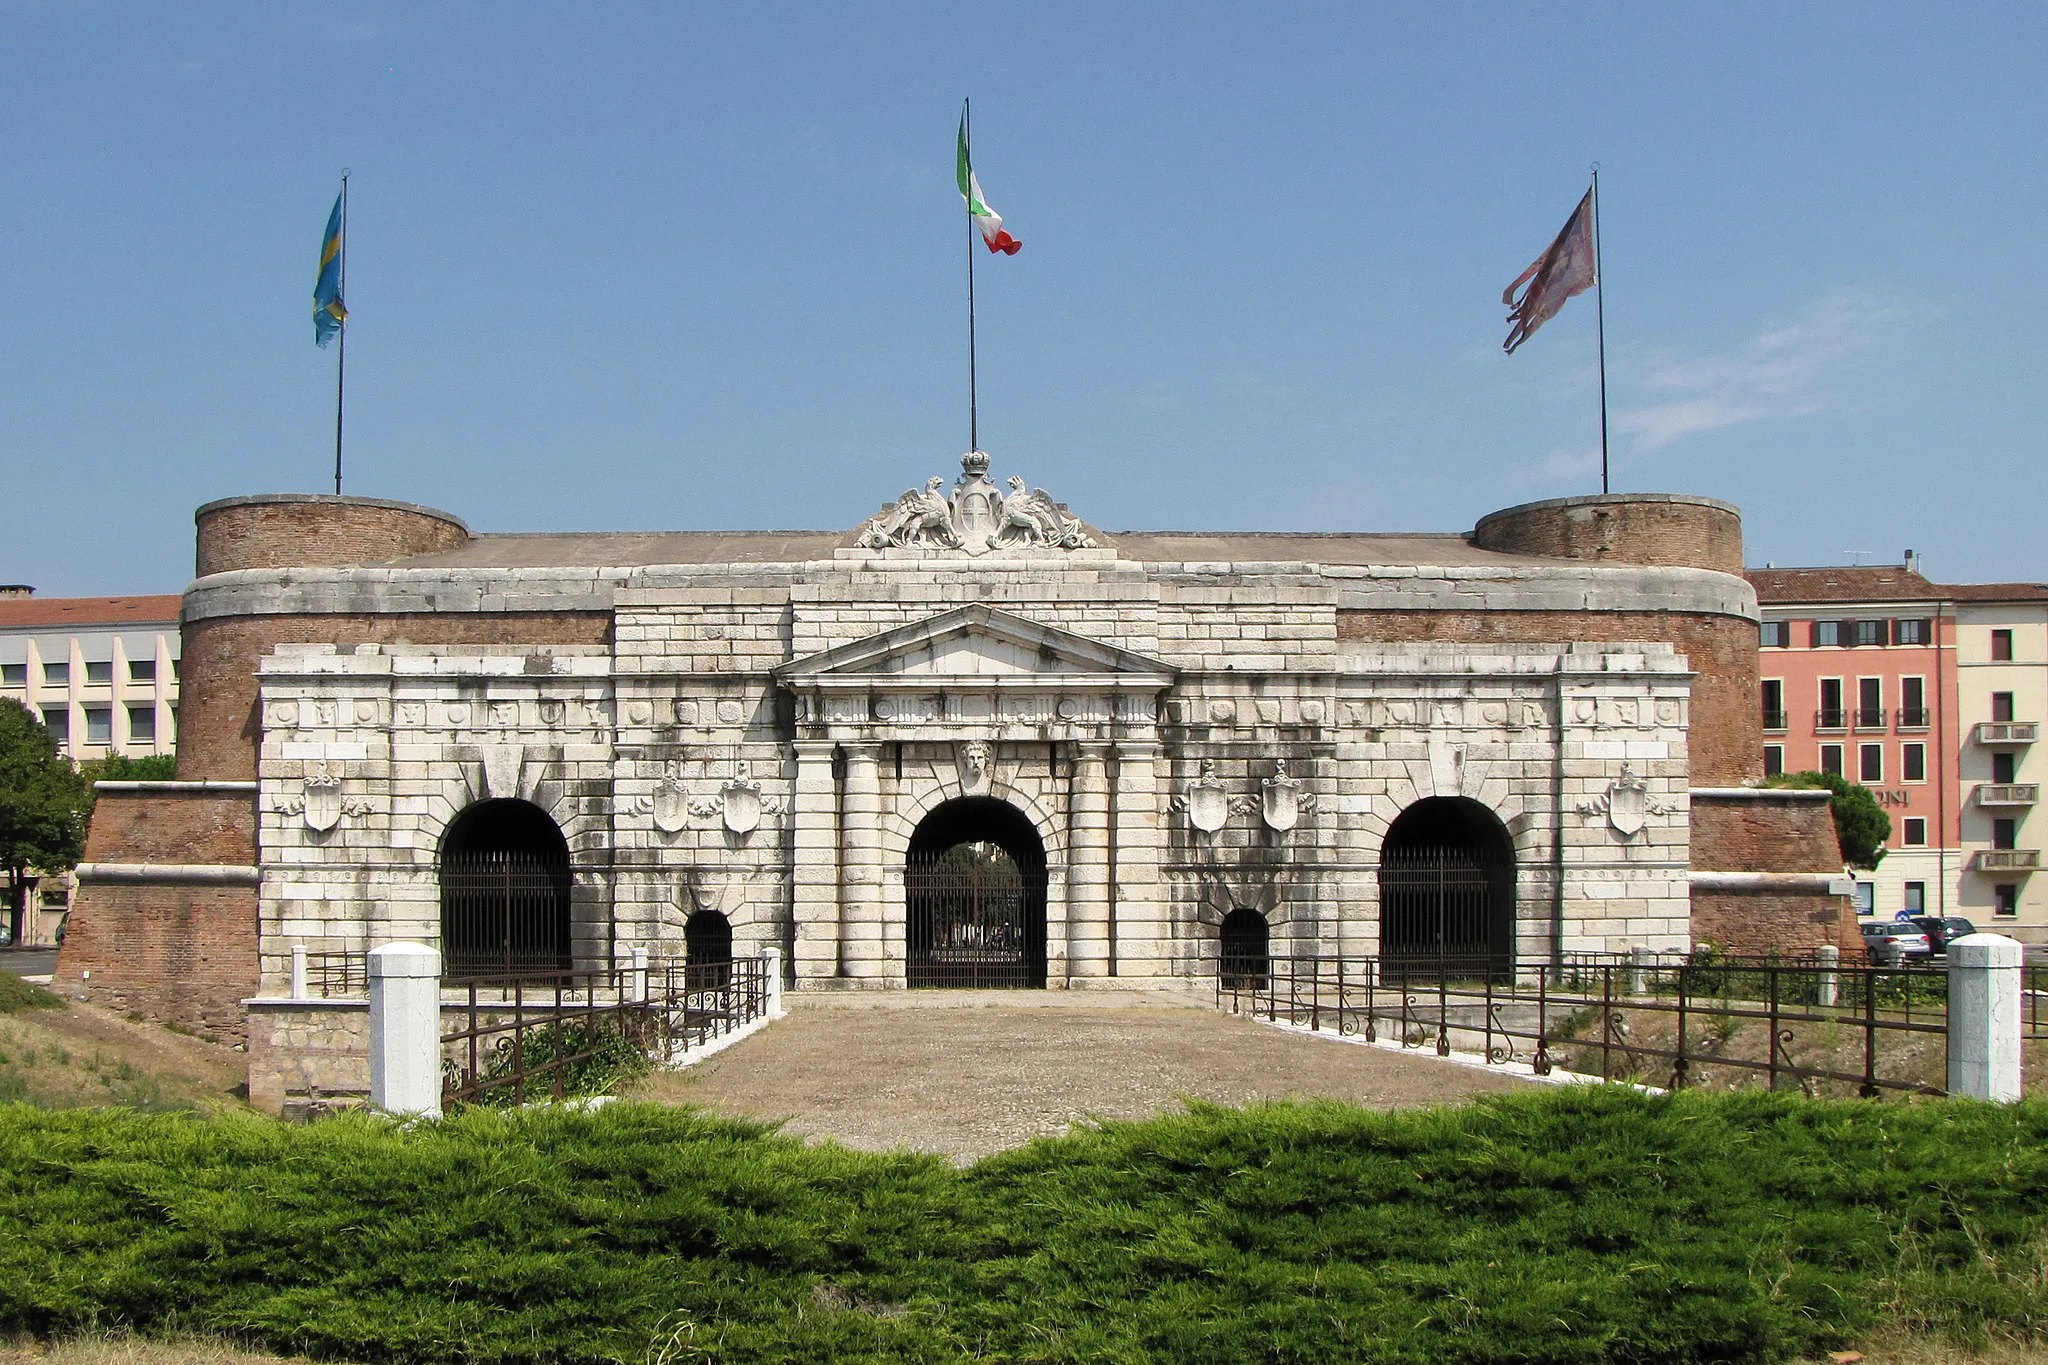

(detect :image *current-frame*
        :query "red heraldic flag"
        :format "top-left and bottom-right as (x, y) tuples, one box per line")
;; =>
(1502, 190), (1595, 354)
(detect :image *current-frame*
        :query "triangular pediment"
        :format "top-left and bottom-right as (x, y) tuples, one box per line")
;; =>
(775, 604), (1176, 683)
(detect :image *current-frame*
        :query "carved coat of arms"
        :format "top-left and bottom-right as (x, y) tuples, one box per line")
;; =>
(720, 764), (764, 836)
(1261, 759), (1303, 832)
(1574, 765), (1673, 839)
(855, 451), (1096, 555)
(1179, 759), (1230, 833)
(650, 770), (690, 834)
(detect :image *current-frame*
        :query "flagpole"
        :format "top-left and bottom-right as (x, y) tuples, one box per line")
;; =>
(1591, 163), (1608, 496)
(964, 99), (978, 454)
(334, 170), (349, 496)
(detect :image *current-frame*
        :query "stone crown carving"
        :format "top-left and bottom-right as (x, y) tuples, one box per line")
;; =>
(856, 450), (1096, 555)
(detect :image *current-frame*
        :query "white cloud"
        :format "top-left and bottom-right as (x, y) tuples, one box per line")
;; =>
(1616, 287), (1913, 451)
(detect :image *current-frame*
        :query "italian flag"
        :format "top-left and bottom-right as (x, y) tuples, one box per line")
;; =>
(957, 113), (1021, 255)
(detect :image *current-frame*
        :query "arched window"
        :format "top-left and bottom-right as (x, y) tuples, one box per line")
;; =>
(438, 799), (572, 979)
(1378, 797), (1515, 979)
(1219, 907), (1269, 990)
(684, 910), (733, 989)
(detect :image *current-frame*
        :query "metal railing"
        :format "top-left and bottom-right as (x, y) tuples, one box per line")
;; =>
(1816, 708), (1847, 730)
(1761, 709), (1789, 731)
(1854, 706), (1887, 730)
(441, 956), (770, 1107)
(2027, 964), (2047, 1042)
(1218, 953), (1950, 1097)
(1897, 707), (1931, 729)
(290, 948), (368, 999)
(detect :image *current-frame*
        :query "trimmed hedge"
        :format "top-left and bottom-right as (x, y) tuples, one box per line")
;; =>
(1, 1088), (2044, 1362)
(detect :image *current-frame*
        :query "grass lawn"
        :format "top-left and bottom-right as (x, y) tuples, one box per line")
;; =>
(2, 1089), (2046, 1363)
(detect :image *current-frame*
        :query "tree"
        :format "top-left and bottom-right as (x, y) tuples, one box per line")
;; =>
(1763, 770), (1891, 870)
(0, 699), (91, 944)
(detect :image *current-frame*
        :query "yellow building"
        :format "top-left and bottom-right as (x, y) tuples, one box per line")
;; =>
(0, 588), (181, 945)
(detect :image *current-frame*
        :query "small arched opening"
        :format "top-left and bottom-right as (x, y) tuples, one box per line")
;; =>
(438, 799), (572, 979)
(1378, 797), (1515, 978)
(1219, 907), (1270, 990)
(684, 909), (734, 989)
(905, 796), (1048, 988)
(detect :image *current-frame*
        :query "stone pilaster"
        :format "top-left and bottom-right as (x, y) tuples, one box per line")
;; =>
(1066, 743), (1112, 977)
(839, 742), (886, 981)
(790, 740), (841, 983)
(1111, 740), (1166, 978)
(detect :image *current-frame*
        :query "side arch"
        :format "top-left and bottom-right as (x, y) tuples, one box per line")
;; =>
(1377, 796), (1516, 976)
(438, 798), (572, 978)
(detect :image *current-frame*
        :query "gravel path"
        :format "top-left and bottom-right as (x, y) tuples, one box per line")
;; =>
(639, 988), (1531, 1162)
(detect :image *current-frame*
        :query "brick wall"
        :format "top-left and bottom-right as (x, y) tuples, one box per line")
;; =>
(1473, 495), (1744, 574)
(1691, 891), (1860, 958)
(177, 612), (612, 781)
(51, 882), (258, 1042)
(83, 789), (256, 864)
(1689, 791), (1860, 956)
(1336, 609), (1760, 786)
(1690, 792), (1839, 871)
(194, 496), (468, 578)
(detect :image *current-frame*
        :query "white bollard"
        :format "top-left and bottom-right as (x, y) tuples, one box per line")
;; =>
(763, 946), (785, 1018)
(1627, 945), (1650, 997)
(1817, 944), (1840, 1009)
(1947, 933), (2024, 1102)
(631, 945), (649, 1004)
(291, 943), (309, 1001)
(369, 942), (443, 1118)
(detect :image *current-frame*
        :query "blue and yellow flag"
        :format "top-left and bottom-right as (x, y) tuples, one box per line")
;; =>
(313, 192), (347, 347)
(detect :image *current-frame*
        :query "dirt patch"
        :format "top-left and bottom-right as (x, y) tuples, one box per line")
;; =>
(0, 999), (247, 1111)
(635, 989), (1531, 1162)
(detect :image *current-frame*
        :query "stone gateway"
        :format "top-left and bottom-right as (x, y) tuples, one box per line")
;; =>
(54, 455), (1854, 1112)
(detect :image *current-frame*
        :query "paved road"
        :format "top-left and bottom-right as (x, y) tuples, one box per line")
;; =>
(642, 987), (1532, 1163)
(0, 948), (57, 980)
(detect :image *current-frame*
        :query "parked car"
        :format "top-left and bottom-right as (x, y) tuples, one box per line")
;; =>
(1860, 920), (1932, 963)
(1908, 916), (1978, 956)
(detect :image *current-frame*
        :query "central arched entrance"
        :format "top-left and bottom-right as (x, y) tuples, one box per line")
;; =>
(1378, 797), (1515, 978)
(905, 797), (1048, 988)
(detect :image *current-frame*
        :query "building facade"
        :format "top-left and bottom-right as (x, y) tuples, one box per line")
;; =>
(1750, 565), (2048, 941)
(54, 471), (1853, 1111)
(0, 589), (181, 944)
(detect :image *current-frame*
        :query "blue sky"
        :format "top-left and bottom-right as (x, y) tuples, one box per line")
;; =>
(3, 4), (2044, 593)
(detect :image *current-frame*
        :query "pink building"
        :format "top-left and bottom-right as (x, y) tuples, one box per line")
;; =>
(1751, 564), (2048, 940)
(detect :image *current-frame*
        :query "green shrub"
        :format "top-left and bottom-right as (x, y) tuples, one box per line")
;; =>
(0, 1090), (2042, 1363)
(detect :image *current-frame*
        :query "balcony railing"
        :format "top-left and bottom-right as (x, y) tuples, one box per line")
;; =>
(1977, 721), (2039, 746)
(1761, 710), (1788, 731)
(1853, 707), (1887, 731)
(1816, 708), (1847, 731)
(1978, 784), (2040, 807)
(1976, 848), (2041, 872)
(1897, 707), (1932, 730)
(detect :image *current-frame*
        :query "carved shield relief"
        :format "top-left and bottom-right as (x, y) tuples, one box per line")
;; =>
(1606, 778), (1646, 837)
(651, 776), (689, 834)
(1187, 778), (1229, 834)
(1261, 775), (1301, 832)
(301, 777), (342, 833)
(722, 781), (763, 836)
